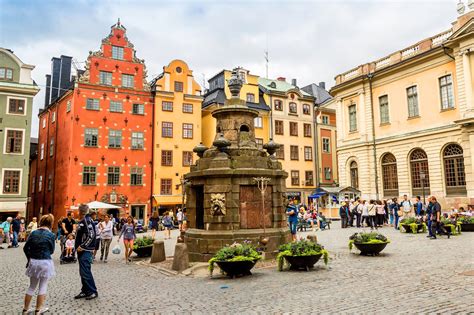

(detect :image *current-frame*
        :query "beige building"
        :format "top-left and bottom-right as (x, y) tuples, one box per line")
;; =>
(330, 10), (474, 208)
(259, 77), (317, 204)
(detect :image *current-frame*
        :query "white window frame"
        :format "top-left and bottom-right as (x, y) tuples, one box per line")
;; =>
(254, 117), (263, 128)
(406, 85), (419, 118)
(438, 73), (455, 110)
(6, 96), (27, 116)
(321, 115), (329, 125)
(1, 168), (23, 196)
(379, 94), (390, 124)
(38, 175), (43, 192)
(51, 111), (56, 123)
(42, 118), (46, 128)
(322, 137), (330, 153)
(40, 143), (45, 160)
(3, 127), (25, 155)
(112, 46), (124, 60)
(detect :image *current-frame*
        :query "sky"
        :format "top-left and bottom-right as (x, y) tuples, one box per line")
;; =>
(0, 0), (459, 137)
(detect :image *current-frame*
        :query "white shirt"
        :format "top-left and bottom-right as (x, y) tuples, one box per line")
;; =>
(99, 221), (113, 239)
(177, 211), (183, 221)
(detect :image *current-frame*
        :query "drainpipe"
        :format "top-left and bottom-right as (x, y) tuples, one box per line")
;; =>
(42, 109), (51, 214)
(367, 73), (379, 199)
(269, 95), (273, 138)
(150, 88), (155, 219)
(313, 103), (321, 189)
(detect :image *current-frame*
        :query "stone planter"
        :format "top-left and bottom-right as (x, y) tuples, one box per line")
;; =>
(402, 224), (424, 234)
(460, 223), (474, 232)
(216, 260), (258, 278)
(133, 245), (153, 258)
(353, 242), (388, 256)
(284, 254), (322, 271)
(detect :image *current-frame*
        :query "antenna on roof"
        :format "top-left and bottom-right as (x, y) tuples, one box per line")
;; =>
(264, 33), (269, 78)
(201, 73), (207, 90)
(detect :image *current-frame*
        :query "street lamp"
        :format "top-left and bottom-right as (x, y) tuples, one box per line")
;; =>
(177, 176), (189, 243)
(253, 177), (270, 246)
(420, 170), (426, 205)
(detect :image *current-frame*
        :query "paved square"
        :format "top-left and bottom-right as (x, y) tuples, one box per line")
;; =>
(1, 226), (473, 314)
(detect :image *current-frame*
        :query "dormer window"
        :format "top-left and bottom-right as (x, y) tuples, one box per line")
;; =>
(237, 69), (247, 83)
(269, 82), (276, 88)
(112, 46), (124, 60)
(0, 67), (13, 80)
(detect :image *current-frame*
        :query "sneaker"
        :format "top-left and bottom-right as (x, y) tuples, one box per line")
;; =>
(74, 292), (89, 299)
(100, 256), (103, 261)
(85, 293), (98, 300)
(35, 307), (49, 314)
(103, 259), (107, 263)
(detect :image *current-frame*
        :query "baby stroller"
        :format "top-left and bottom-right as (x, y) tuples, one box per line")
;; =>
(59, 238), (77, 264)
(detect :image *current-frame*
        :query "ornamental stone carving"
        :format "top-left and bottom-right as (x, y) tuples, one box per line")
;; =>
(210, 193), (226, 216)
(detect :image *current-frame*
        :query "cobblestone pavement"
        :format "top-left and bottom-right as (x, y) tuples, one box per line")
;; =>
(1, 225), (473, 314)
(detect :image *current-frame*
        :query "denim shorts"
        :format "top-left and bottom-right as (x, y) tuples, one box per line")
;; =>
(288, 221), (297, 235)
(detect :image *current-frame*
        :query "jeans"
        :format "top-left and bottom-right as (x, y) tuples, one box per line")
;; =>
(361, 215), (369, 227)
(288, 221), (297, 235)
(78, 251), (97, 295)
(427, 220), (433, 237)
(100, 238), (112, 260)
(356, 214), (361, 228)
(12, 231), (19, 247)
(394, 216), (399, 229)
(369, 216), (377, 229)
(340, 216), (348, 228)
(389, 214), (394, 225)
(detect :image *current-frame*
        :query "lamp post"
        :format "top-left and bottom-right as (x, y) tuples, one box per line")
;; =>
(420, 170), (426, 205)
(177, 176), (189, 243)
(253, 177), (270, 246)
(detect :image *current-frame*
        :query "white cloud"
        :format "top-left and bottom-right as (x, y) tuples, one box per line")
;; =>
(1, 0), (459, 137)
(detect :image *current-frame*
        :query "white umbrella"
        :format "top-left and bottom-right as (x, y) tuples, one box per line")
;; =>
(87, 201), (121, 209)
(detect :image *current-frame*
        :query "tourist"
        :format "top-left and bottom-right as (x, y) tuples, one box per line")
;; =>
(56, 216), (63, 242)
(355, 199), (363, 228)
(90, 211), (101, 262)
(304, 209), (317, 231)
(367, 200), (377, 230)
(401, 195), (413, 217)
(12, 213), (22, 248)
(74, 204), (98, 300)
(391, 198), (400, 229)
(177, 208), (184, 232)
(415, 196), (423, 216)
(22, 214), (56, 314)
(118, 215), (136, 264)
(383, 200), (389, 225)
(339, 202), (349, 228)
(425, 197), (434, 238)
(0, 217), (12, 247)
(162, 211), (173, 240)
(360, 200), (369, 227)
(429, 196), (450, 239)
(99, 214), (113, 263)
(286, 200), (298, 241)
(318, 212), (329, 230)
(348, 200), (355, 227)
(376, 200), (385, 227)
(149, 211), (159, 239)
(61, 213), (76, 252)
(65, 233), (75, 257)
(27, 217), (38, 232)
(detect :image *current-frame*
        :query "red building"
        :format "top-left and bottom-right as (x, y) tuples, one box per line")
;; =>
(28, 20), (153, 224)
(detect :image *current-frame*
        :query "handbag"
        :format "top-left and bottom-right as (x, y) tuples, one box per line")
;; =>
(112, 244), (121, 255)
(397, 210), (403, 217)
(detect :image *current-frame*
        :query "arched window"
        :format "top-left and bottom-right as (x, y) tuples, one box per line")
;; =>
(350, 161), (358, 189)
(410, 149), (430, 195)
(381, 153), (399, 197)
(443, 144), (466, 195)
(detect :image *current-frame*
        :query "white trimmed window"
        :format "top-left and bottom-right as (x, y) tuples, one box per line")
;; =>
(110, 101), (123, 113)
(439, 75), (454, 110)
(379, 95), (389, 124)
(122, 74), (134, 88)
(112, 46), (124, 60)
(407, 86), (419, 117)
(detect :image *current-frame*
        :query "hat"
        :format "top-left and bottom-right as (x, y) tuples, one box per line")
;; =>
(341, 202), (347, 206)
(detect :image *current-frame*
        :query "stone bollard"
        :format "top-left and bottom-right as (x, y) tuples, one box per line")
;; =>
(150, 240), (166, 263)
(172, 243), (189, 272)
(307, 235), (318, 243)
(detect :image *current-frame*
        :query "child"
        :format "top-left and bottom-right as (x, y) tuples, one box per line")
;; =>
(0, 227), (4, 249)
(65, 233), (75, 257)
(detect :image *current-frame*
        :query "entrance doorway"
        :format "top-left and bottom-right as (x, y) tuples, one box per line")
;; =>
(131, 205), (145, 223)
(194, 186), (204, 229)
(239, 185), (272, 229)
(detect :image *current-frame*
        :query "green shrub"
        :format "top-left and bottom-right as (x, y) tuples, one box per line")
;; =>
(133, 236), (154, 249)
(348, 232), (389, 251)
(208, 241), (261, 276)
(277, 239), (329, 271)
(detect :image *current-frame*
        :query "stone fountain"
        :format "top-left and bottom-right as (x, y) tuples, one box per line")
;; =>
(184, 68), (290, 262)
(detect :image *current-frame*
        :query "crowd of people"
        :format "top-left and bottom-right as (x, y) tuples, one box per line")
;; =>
(284, 194), (474, 241)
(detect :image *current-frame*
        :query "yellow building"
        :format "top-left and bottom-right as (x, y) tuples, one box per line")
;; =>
(151, 60), (202, 213)
(202, 68), (271, 148)
(330, 10), (474, 208)
(259, 77), (317, 204)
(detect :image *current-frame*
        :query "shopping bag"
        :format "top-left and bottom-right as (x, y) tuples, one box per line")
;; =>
(112, 244), (121, 255)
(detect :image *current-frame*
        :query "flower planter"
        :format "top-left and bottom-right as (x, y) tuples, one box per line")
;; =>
(216, 260), (258, 278)
(460, 223), (474, 232)
(284, 254), (322, 271)
(133, 245), (153, 257)
(402, 223), (424, 234)
(353, 242), (388, 256)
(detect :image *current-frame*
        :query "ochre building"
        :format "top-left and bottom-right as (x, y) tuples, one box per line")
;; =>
(151, 60), (202, 213)
(331, 11), (474, 208)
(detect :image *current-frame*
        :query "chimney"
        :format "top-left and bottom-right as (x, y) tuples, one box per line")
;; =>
(59, 55), (72, 92)
(50, 57), (61, 102)
(319, 81), (326, 90)
(291, 78), (297, 86)
(44, 74), (51, 107)
(277, 77), (286, 82)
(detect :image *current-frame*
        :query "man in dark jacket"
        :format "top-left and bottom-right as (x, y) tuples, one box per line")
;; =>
(339, 202), (349, 228)
(74, 204), (98, 300)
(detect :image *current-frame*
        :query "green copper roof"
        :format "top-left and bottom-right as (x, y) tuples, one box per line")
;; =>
(258, 77), (312, 97)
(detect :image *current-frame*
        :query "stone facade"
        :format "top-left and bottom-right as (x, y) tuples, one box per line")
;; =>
(185, 68), (289, 262)
(331, 12), (474, 208)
